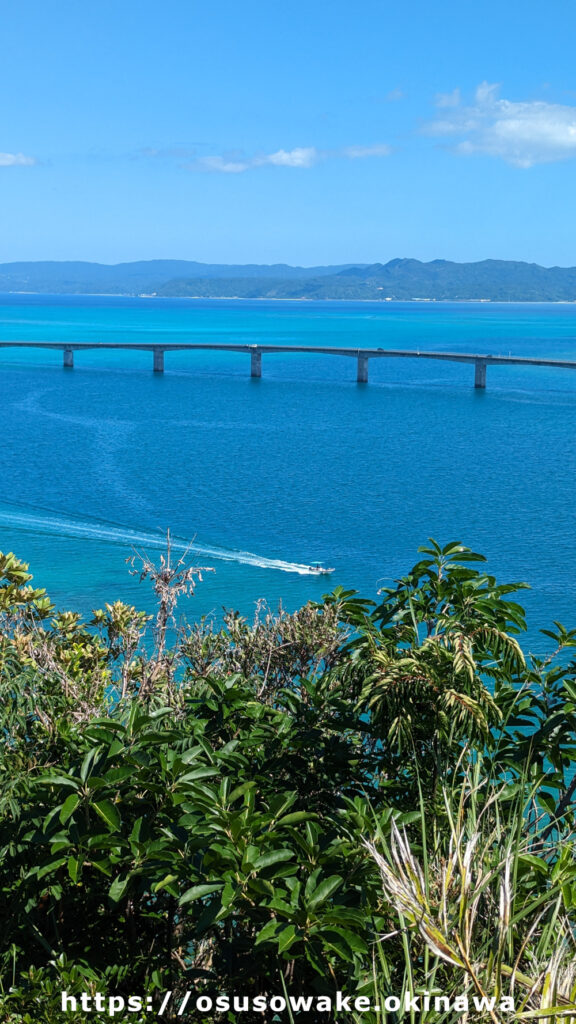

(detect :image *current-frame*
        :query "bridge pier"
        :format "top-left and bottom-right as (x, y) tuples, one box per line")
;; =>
(6, 344), (575, 390)
(357, 354), (369, 383)
(250, 349), (262, 378)
(474, 359), (487, 389)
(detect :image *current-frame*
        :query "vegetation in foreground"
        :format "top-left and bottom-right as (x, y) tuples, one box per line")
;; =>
(0, 541), (575, 1022)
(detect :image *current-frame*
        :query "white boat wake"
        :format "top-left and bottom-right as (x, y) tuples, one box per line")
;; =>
(0, 502), (322, 576)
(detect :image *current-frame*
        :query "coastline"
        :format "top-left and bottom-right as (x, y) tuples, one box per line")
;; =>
(3, 291), (576, 304)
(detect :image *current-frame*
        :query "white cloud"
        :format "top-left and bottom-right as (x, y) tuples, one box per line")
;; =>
(435, 88), (461, 109)
(197, 156), (252, 173)
(0, 151), (36, 167)
(263, 147), (318, 167)
(425, 82), (576, 167)
(194, 143), (390, 173)
(196, 146), (319, 173)
(341, 144), (391, 159)
(475, 82), (500, 105)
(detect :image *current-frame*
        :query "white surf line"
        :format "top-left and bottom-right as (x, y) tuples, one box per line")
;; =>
(0, 506), (318, 575)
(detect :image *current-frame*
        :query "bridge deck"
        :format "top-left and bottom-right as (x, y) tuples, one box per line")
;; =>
(1, 340), (576, 367)
(1, 342), (575, 387)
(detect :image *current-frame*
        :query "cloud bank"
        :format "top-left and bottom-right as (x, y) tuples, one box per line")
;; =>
(425, 83), (576, 167)
(194, 143), (390, 173)
(0, 152), (36, 167)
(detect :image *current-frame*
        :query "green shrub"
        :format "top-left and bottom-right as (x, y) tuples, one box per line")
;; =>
(0, 541), (575, 1021)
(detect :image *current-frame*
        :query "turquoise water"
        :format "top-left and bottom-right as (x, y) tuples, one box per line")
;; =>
(1, 295), (576, 650)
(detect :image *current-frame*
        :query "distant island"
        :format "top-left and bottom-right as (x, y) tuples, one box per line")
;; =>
(3, 257), (576, 302)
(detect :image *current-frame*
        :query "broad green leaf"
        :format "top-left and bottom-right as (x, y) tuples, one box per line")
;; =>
(36, 857), (67, 880)
(254, 850), (294, 871)
(152, 874), (179, 893)
(177, 767), (219, 784)
(255, 919), (283, 946)
(277, 924), (298, 953)
(59, 793), (80, 824)
(35, 775), (80, 790)
(109, 876), (129, 902)
(227, 781), (257, 804)
(306, 875), (343, 910)
(276, 811), (318, 826)
(80, 747), (100, 783)
(93, 799), (121, 831)
(179, 883), (224, 906)
(67, 856), (80, 884)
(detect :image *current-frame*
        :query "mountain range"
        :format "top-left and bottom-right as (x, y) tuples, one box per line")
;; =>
(2, 258), (576, 301)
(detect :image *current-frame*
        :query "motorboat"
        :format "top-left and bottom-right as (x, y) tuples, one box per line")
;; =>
(308, 564), (335, 575)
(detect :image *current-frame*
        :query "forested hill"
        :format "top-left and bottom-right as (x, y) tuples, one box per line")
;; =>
(0, 259), (364, 295)
(3, 257), (576, 300)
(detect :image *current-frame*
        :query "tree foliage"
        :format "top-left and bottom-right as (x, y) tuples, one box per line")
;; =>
(0, 542), (575, 1022)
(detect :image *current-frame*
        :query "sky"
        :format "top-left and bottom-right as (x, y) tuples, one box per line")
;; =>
(2, 0), (576, 267)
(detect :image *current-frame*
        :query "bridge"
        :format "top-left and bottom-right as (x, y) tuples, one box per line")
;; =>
(1, 341), (576, 388)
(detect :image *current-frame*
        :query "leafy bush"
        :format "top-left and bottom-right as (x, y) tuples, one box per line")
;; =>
(0, 543), (575, 1022)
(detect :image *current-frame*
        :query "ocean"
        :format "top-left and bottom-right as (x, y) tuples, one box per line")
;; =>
(1, 294), (575, 651)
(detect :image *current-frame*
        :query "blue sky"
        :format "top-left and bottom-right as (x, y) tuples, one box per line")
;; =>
(2, 0), (576, 266)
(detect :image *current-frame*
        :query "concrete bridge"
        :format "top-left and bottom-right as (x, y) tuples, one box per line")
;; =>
(1, 341), (576, 388)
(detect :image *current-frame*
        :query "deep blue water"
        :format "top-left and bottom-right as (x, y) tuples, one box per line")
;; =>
(1, 295), (576, 652)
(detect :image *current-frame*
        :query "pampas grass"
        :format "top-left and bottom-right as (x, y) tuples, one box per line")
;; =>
(361, 755), (576, 1023)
